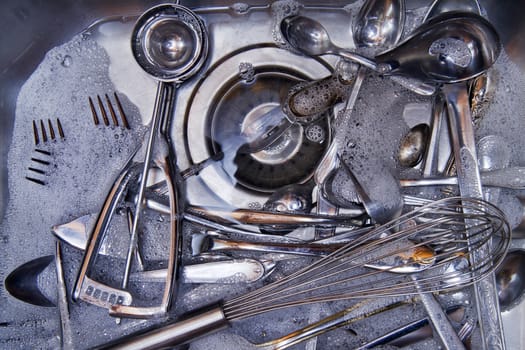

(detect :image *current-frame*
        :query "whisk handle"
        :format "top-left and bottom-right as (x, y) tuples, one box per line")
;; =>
(97, 305), (228, 350)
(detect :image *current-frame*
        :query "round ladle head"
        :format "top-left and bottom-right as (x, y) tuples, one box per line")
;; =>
(131, 4), (208, 82)
(375, 11), (501, 83)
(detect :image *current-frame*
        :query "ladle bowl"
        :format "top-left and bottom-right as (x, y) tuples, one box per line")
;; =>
(131, 4), (208, 82)
(376, 11), (501, 83)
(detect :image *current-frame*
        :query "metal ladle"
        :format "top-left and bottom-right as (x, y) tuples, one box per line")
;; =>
(72, 4), (208, 319)
(118, 4), (208, 318)
(281, 12), (499, 84)
(376, 11), (500, 83)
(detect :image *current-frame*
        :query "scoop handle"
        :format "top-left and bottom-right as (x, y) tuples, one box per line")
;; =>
(97, 305), (228, 350)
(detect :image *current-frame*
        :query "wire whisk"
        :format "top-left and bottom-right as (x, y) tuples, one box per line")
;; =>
(100, 197), (510, 350)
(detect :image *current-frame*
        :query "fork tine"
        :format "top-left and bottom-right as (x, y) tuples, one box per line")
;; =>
(89, 97), (100, 125)
(33, 120), (40, 145)
(97, 95), (109, 126)
(48, 119), (56, 140)
(114, 92), (130, 129)
(57, 118), (65, 139)
(40, 120), (48, 143)
(105, 94), (119, 127)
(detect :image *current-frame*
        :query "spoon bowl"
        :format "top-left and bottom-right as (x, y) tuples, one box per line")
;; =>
(280, 15), (380, 71)
(261, 182), (314, 234)
(376, 12), (501, 83)
(398, 123), (430, 167)
(353, 0), (406, 50)
(496, 249), (525, 312)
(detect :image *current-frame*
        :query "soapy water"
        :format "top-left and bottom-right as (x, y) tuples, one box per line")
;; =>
(2, 2), (525, 349)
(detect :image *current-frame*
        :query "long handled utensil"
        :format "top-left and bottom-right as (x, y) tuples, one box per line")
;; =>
(96, 197), (510, 349)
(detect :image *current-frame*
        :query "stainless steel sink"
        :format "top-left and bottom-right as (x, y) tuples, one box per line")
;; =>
(1, 1), (525, 349)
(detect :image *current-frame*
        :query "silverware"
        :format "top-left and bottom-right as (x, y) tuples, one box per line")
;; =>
(400, 167), (525, 189)
(358, 306), (466, 348)
(196, 233), (436, 274)
(32, 118), (65, 145)
(352, 0), (405, 50)
(51, 214), (276, 284)
(26, 149), (54, 186)
(280, 15), (435, 95)
(96, 197), (510, 349)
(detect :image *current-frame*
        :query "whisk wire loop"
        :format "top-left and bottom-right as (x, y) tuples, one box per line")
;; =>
(223, 197), (510, 321)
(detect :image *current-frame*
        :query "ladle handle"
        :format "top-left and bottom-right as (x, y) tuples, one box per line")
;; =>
(336, 50), (379, 71)
(443, 82), (505, 350)
(97, 305), (229, 350)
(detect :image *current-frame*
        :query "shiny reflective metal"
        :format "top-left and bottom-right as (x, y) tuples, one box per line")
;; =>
(495, 249), (525, 312)
(280, 15), (380, 71)
(477, 135), (511, 205)
(376, 12), (501, 83)
(133, 258), (276, 284)
(4, 255), (55, 307)
(424, 0), (482, 22)
(261, 182), (314, 234)
(353, 0), (406, 49)
(399, 166), (525, 189)
(72, 4), (208, 319)
(131, 4), (207, 82)
(198, 234), (436, 274)
(100, 197), (510, 349)
(398, 123), (430, 167)
(338, 155), (403, 224)
(53, 213), (275, 284)
(442, 82), (504, 349)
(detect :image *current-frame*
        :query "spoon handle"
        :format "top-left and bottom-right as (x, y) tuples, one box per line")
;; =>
(480, 167), (525, 189)
(388, 75), (436, 96)
(443, 82), (505, 350)
(336, 49), (379, 71)
(399, 167), (525, 189)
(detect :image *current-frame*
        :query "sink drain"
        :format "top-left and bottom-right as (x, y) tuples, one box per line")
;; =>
(184, 46), (333, 206)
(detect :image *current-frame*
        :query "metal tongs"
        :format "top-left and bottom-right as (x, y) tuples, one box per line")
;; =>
(72, 83), (182, 318)
(72, 4), (208, 319)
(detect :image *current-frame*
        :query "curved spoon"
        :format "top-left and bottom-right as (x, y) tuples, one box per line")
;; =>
(376, 11), (501, 83)
(353, 0), (406, 49)
(280, 15), (382, 71)
(261, 182), (315, 235)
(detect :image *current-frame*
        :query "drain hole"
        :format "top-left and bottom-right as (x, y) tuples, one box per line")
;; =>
(208, 71), (330, 192)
